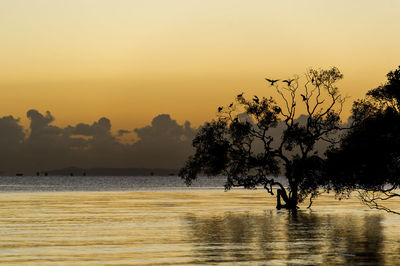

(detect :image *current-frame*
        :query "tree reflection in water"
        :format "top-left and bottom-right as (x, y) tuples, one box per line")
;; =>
(185, 211), (388, 265)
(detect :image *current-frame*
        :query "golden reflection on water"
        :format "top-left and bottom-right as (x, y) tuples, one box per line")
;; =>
(0, 190), (399, 265)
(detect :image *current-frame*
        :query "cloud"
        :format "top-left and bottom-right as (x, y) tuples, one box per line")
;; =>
(117, 129), (131, 136)
(27, 109), (60, 135)
(0, 116), (25, 174)
(130, 114), (196, 168)
(0, 110), (197, 175)
(72, 117), (112, 137)
(0, 115), (25, 149)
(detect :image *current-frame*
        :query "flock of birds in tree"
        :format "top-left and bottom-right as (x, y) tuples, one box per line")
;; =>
(217, 77), (297, 112)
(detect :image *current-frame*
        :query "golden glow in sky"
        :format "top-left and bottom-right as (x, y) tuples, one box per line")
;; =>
(1, 0), (399, 131)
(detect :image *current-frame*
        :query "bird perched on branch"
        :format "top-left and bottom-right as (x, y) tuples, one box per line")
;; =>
(253, 95), (259, 104)
(218, 107), (223, 112)
(273, 106), (282, 114)
(300, 94), (307, 101)
(237, 92), (244, 98)
(229, 103), (233, 108)
(265, 78), (279, 86)
(282, 79), (294, 86)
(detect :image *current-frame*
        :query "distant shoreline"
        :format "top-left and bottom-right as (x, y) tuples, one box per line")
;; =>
(2, 167), (180, 177)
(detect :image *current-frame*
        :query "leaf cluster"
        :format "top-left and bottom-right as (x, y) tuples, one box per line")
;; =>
(326, 66), (400, 195)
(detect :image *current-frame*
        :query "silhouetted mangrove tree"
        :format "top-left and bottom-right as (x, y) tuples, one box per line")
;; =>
(180, 67), (345, 211)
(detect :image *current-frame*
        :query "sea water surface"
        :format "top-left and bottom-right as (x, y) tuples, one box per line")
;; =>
(0, 175), (399, 265)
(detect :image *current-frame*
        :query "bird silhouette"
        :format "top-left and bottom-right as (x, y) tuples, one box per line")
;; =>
(237, 92), (244, 98)
(253, 95), (259, 104)
(218, 107), (223, 112)
(229, 103), (233, 108)
(300, 94), (307, 101)
(311, 77), (314, 83)
(265, 78), (279, 86)
(282, 79), (294, 86)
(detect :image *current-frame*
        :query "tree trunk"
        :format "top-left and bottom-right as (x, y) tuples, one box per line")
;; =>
(276, 187), (298, 211)
(277, 164), (299, 211)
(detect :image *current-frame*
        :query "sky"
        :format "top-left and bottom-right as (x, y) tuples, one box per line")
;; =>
(1, 0), (399, 132)
(0, 1), (400, 173)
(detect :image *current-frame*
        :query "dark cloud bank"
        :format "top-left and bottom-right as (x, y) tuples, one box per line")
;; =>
(0, 110), (342, 176)
(0, 110), (196, 175)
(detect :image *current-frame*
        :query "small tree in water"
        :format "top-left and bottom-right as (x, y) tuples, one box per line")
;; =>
(179, 67), (345, 211)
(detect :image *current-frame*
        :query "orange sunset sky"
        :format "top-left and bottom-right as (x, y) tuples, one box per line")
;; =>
(1, 0), (400, 133)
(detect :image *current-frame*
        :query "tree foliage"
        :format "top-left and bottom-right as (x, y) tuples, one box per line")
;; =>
(326, 66), (400, 214)
(180, 67), (345, 210)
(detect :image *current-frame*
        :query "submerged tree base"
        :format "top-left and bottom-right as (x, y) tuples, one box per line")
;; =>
(275, 188), (298, 211)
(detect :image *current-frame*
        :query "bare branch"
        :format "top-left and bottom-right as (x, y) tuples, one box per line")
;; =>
(358, 190), (400, 215)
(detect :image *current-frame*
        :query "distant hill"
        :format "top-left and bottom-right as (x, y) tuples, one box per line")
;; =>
(45, 167), (179, 176)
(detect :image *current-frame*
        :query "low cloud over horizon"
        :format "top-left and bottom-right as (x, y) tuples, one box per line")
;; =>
(0, 110), (196, 175)
(0, 109), (346, 175)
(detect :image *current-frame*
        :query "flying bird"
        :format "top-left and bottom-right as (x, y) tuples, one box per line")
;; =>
(282, 79), (294, 86)
(300, 94), (307, 101)
(265, 78), (279, 86)
(218, 106), (223, 112)
(253, 95), (259, 104)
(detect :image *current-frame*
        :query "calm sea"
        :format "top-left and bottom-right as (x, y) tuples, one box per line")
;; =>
(0, 176), (399, 265)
